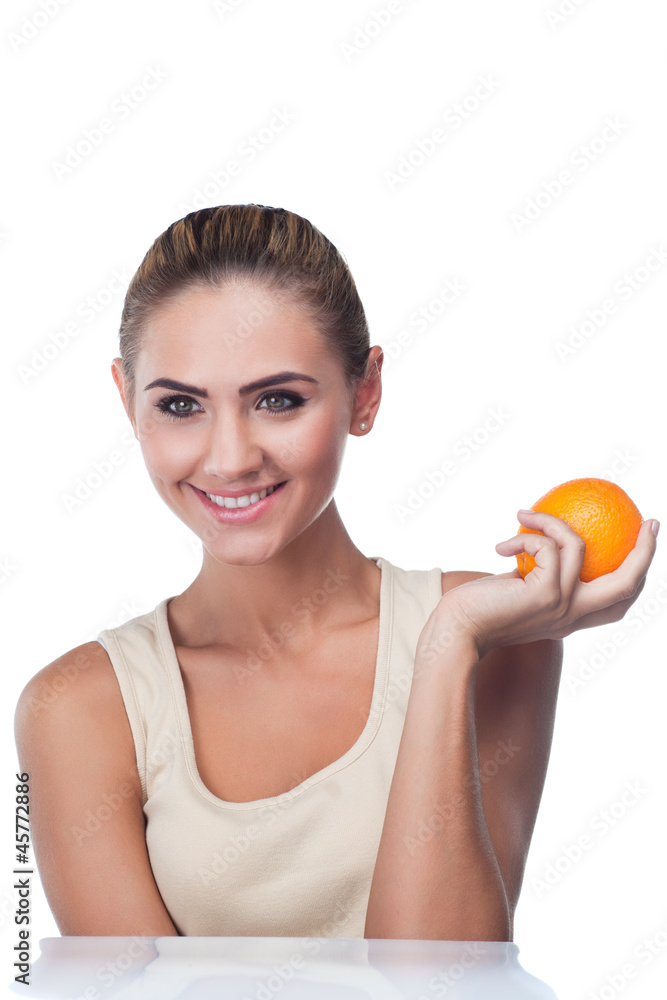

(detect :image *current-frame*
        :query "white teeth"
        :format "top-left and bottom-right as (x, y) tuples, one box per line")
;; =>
(204, 484), (279, 508)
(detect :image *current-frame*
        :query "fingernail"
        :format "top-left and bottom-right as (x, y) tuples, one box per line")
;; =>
(517, 509), (533, 515)
(651, 519), (660, 537)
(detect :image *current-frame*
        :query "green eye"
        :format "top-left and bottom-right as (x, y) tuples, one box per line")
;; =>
(154, 395), (203, 421)
(257, 391), (305, 414)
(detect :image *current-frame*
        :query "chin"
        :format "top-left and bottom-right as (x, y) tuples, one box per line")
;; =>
(203, 544), (285, 568)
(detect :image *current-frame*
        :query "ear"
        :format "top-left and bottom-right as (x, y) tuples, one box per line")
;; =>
(111, 358), (137, 436)
(350, 345), (383, 436)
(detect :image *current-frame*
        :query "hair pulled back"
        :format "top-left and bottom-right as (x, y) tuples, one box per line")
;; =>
(117, 204), (373, 413)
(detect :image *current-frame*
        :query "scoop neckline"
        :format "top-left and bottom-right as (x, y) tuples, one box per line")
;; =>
(154, 556), (392, 810)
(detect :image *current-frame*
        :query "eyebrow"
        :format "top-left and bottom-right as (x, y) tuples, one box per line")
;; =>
(143, 372), (319, 399)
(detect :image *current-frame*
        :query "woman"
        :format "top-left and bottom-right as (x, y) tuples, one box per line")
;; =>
(15, 204), (658, 941)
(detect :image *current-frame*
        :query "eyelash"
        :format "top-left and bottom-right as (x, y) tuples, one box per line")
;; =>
(153, 391), (307, 422)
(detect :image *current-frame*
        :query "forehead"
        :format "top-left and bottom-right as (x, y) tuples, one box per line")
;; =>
(137, 281), (336, 381)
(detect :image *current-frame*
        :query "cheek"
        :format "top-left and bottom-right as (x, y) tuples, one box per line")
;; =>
(295, 414), (347, 482)
(138, 422), (194, 481)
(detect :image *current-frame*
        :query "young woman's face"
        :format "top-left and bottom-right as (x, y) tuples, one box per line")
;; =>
(115, 280), (374, 565)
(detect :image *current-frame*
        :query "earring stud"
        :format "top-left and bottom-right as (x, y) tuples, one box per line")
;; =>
(359, 423), (367, 431)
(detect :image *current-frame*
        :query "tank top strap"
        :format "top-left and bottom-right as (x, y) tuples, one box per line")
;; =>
(97, 600), (179, 807)
(370, 556), (443, 727)
(375, 555), (443, 662)
(380, 557), (443, 618)
(96, 559), (443, 809)
(94, 558), (446, 936)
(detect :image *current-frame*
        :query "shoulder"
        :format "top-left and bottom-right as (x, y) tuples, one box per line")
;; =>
(14, 641), (140, 796)
(15, 641), (121, 723)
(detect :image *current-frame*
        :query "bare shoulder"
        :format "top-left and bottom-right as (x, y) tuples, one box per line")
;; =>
(14, 643), (177, 934)
(16, 640), (122, 724)
(14, 640), (140, 799)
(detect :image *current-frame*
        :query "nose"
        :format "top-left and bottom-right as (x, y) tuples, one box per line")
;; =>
(201, 410), (264, 483)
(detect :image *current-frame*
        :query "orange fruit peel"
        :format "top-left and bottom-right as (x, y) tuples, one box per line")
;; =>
(516, 478), (643, 582)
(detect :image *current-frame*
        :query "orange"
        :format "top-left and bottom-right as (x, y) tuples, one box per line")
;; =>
(516, 478), (643, 582)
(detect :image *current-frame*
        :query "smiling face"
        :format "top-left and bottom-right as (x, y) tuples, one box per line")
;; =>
(112, 279), (380, 565)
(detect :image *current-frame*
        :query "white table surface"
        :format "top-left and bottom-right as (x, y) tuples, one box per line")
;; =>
(12, 936), (559, 999)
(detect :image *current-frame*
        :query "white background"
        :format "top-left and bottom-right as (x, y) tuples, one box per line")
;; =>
(2, 1), (666, 997)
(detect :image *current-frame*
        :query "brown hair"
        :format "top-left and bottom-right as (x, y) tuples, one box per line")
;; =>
(117, 204), (375, 414)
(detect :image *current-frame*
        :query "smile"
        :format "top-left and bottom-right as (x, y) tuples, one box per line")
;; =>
(202, 484), (282, 509)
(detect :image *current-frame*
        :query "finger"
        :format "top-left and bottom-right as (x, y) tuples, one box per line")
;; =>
(495, 526), (561, 591)
(561, 575), (647, 632)
(576, 518), (659, 614)
(515, 509), (587, 597)
(496, 509), (583, 595)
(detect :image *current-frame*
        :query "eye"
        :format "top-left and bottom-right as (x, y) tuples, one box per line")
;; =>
(153, 395), (203, 421)
(152, 391), (307, 422)
(257, 391), (306, 415)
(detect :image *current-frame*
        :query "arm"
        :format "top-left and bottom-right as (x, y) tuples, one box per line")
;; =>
(473, 630), (562, 936)
(365, 512), (656, 941)
(14, 642), (179, 936)
(364, 572), (560, 941)
(364, 622), (508, 941)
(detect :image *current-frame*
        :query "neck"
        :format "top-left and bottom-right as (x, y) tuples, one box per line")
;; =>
(168, 499), (381, 651)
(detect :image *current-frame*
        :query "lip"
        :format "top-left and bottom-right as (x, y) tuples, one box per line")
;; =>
(187, 481), (287, 524)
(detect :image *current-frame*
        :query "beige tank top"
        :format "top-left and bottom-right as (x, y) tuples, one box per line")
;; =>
(96, 555), (443, 937)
